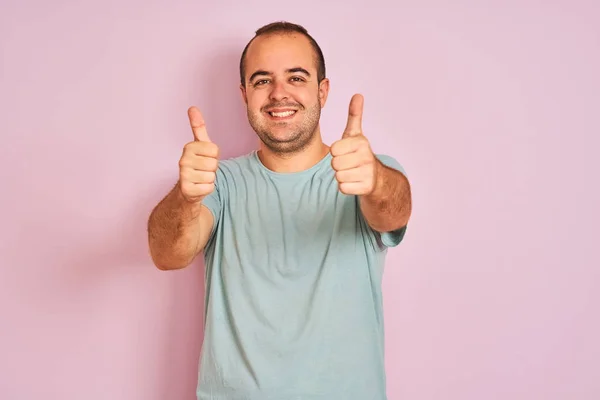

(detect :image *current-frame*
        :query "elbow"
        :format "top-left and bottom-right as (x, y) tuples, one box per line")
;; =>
(147, 233), (196, 270)
(148, 248), (192, 271)
(373, 214), (410, 233)
(152, 258), (190, 271)
(154, 261), (187, 271)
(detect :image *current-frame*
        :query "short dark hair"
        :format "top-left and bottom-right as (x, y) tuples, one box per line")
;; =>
(239, 21), (326, 87)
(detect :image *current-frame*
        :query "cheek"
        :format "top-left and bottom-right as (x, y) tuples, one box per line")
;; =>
(247, 95), (265, 113)
(292, 93), (314, 108)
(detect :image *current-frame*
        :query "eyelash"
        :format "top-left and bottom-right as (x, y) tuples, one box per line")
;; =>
(253, 77), (305, 87)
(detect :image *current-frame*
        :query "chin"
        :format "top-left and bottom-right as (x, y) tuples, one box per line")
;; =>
(264, 140), (308, 155)
(264, 133), (299, 147)
(262, 131), (315, 154)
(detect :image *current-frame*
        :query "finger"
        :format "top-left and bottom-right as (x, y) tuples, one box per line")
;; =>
(188, 106), (211, 142)
(185, 141), (219, 158)
(338, 181), (371, 196)
(181, 169), (216, 184)
(181, 181), (215, 198)
(335, 167), (367, 183)
(330, 136), (363, 157)
(180, 155), (219, 172)
(331, 152), (365, 171)
(343, 93), (364, 138)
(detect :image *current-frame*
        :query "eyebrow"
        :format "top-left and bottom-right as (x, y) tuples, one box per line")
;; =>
(248, 67), (311, 83)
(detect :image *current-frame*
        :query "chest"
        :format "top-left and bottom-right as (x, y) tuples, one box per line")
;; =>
(220, 174), (362, 264)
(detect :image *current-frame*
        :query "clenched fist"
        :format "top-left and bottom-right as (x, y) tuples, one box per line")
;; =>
(178, 106), (219, 203)
(331, 94), (379, 196)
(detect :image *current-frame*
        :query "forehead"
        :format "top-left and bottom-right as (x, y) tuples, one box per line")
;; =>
(245, 33), (317, 74)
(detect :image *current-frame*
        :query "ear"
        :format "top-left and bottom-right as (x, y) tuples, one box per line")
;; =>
(239, 84), (248, 105)
(318, 78), (330, 108)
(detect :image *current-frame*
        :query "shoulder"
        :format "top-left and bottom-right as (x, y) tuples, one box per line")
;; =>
(201, 152), (258, 216)
(211, 151), (266, 197)
(217, 151), (256, 171)
(374, 153), (407, 176)
(214, 151), (259, 179)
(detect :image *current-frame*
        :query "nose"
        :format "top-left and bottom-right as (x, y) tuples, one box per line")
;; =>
(269, 79), (289, 102)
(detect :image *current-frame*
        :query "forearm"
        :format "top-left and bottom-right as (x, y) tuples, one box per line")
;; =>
(359, 161), (412, 232)
(147, 182), (204, 270)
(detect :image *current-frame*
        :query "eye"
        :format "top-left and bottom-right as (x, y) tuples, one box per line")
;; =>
(253, 79), (269, 87)
(290, 76), (305, 82)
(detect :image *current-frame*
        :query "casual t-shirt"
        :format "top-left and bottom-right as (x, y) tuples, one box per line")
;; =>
(197, 150), (407, 400)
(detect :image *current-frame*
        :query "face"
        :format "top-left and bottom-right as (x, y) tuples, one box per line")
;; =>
(240, 33), (329, 154)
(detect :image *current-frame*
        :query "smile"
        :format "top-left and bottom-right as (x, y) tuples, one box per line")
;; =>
(267, 110), (297, 118)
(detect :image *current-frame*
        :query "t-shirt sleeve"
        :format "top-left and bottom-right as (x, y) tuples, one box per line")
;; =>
(200, 170), (223, 241)
(363, 153), (409, 249)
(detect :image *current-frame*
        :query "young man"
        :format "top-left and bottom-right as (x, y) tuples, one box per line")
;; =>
(148, 21), (412, 400)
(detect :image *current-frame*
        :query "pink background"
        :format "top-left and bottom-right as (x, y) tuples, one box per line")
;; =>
(1, 1), (598, 399)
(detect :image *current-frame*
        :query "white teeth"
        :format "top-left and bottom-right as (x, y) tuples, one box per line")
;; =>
(270, 110), (295, 117)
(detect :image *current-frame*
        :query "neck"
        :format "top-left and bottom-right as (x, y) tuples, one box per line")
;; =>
(257, 132), (330, 173)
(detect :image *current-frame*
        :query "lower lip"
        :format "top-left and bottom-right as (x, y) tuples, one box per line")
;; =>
(266, 111), (297, 121)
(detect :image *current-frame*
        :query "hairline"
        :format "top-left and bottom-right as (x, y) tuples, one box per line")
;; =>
(239, 29), (325, 88)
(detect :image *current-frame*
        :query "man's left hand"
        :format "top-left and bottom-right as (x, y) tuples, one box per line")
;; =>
(331, 94), (380, 196)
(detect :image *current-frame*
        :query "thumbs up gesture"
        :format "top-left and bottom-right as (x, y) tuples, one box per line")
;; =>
(178, 106), (220, 203)
(331, 94), (379, 196)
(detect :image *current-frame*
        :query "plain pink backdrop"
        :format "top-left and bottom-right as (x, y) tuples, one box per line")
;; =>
(1, 1), (598, 399)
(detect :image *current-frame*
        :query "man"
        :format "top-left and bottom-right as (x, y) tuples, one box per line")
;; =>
(148, 21), (412, 400)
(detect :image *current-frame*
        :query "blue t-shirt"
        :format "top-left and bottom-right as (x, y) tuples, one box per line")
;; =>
(197, 150), (407, 400)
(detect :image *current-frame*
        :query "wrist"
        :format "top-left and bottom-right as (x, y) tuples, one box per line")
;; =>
(174, 181), (204, 213)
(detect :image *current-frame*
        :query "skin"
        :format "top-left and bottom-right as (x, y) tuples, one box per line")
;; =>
(240, 32), (331, 172)
(147, 32), (412, 270)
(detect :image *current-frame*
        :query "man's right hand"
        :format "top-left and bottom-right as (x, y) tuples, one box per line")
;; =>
(178, 106), (219, 203)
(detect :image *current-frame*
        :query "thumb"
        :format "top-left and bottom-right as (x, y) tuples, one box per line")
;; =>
(187, 106), (211, 142)
(342, 93), (364, 138)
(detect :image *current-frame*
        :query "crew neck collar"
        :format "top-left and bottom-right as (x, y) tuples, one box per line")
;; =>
(252, 150), (332, 178)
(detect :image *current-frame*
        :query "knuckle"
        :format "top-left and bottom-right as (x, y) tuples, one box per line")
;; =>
(330, 141), (342, 155)
(183, 141), (196, 152)
(208, 142), (220, 156)
(331, 158), (339, 170)
(178, 157), (189, 168)
(179, 180), (191, 193)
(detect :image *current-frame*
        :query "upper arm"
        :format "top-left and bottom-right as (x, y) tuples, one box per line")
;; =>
(195, 204), (215, 254)
(376, 153), (407, 177)
(196, 175), (222, 253)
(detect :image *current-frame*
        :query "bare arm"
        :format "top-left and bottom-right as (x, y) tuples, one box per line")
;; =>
(147, 182), (214, 270)
(331, 94), (412, 233)
(359, 160), (412, 232)
(148, 106), (219, 270)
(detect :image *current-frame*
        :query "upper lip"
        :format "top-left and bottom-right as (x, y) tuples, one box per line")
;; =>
(266, 108), (297, 113)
